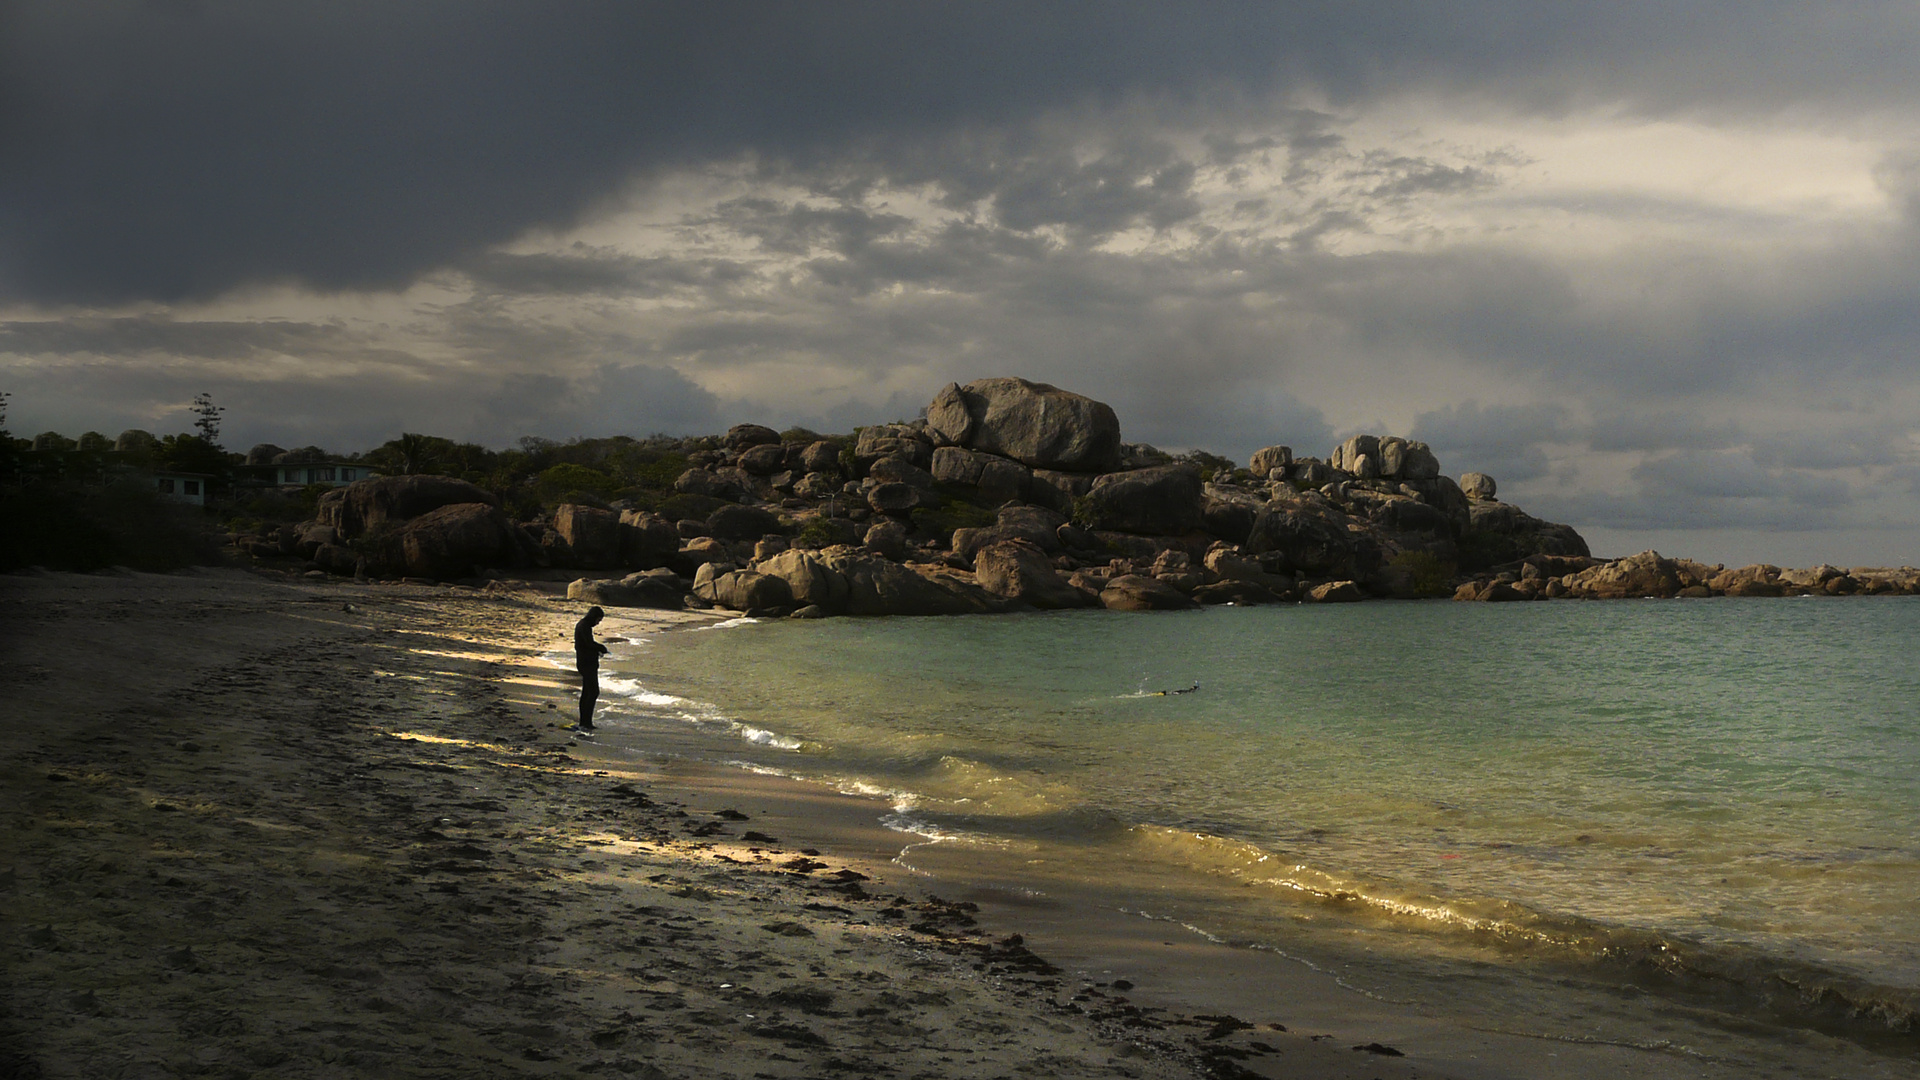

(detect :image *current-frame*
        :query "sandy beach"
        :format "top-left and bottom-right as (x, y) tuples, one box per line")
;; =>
(2, 568), (1486, 1080)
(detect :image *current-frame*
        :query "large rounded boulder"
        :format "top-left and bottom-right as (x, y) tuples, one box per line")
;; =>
(755, 549), (853, 613)
(707, 504), (785, 542)
(972, 539), (1100, 609)
(1081, 465), (1203, 535)
(951, 504), (1068, 561)
(396, 503), (531, 579)
(710, 570), (796, 613)
(569, 572), (688, 609)
(1245, 500), (1357, 576)
(814, 549), (1009, 616)
(324, 475), (499, 539)
(618, 510), (683, 569)
(725, 424), (782, 450)
(925, 377), (1121, 473)
(555, 503), (622, 569)
(1099, 574), (1201, 611)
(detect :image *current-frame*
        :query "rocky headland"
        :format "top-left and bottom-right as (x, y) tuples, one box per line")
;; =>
(243, 377), (1920, 615)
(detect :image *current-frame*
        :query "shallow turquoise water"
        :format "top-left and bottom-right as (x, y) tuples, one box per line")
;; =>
(593, 596), (1920, 1065)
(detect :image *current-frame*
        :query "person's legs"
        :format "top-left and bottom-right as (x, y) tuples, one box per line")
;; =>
(578, 664), (599, 729)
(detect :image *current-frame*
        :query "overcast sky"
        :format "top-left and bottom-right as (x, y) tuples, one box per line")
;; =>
(5, 2), (1919, 566)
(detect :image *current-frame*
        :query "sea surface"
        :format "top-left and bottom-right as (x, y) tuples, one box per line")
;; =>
(575, 597), (1920, 1073)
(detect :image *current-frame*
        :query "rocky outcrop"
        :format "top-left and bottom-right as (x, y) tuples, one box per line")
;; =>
(568, 570), (689, 609)
(1191, 579), (1285, 605)
(1458, 500), (1589, 571)
(799, 440), (842, 475)
(925, 377), (1121, 472)
(755, 549), (854, 612)
(396, 503), (533, 580)
(868, 455), (934, 490)
(951, 505), (1067, 561)
(706, 504), (785, 542)
(1082, 465), (1203, 535)
(1441, 550), (1920, 603)
(674, 467), (749, 501)
(862, 520), (909, 561)
(931, 446), (1032, 505)
(854, 424), (933, 473)
(973, 540), (1100, 609)
(246, 383), (1916, 610)
(816, 549), (1009, 616)
(289, 521), (341, 559)
(866, 483), (921, 514)
(1328, 435), (1443, 482)
(1563, 550), (1684, 599)
(1306, 580), (1364, 603)
(709, 569), (796, 614)
(1460, 472), (1497, 500)
(1245, 497), (1357, 577)
(725, 424), (782, 450)
(556, 503), (622, 569)
(618, 510), (681, 570)
(1099, 574), (1201, 612)
(1248, 445), (1291, 477)
(736, 443), (787, 475)
(263, 381), (1629, 602)
(323, 475), (499, 539)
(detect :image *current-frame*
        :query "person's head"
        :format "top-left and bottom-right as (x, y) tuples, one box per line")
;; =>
(585, 606), (605, 624)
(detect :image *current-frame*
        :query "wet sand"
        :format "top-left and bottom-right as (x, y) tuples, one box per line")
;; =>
(2, 568), (1454, 1080)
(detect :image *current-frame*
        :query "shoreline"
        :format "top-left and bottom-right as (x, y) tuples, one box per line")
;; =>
(7, 568), (1913, 1078)
(1, 567), (1444, 1079)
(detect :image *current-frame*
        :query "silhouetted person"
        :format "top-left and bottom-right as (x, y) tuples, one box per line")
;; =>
(574, 606), (609, 731)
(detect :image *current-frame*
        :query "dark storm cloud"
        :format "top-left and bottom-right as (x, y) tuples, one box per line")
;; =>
(6, 2), (1918, 305)
(1750, 425), (1912, 471)
(461, 247), (754, 298)
(1410, 401), (1572, 482)
(1587, 412), (1745, 454)
(0, 314), (359, 361)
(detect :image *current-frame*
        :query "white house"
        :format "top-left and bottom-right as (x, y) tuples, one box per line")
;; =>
(154, 471), (213, 505)
(268, 461), (372, 487)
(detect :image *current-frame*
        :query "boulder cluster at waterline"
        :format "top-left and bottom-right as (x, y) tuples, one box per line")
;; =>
(239, 377), (1920, 615)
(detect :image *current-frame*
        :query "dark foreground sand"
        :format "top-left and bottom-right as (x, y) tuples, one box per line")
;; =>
(1, 568), (1461, 1080)
(8, 569), (1841, 1079)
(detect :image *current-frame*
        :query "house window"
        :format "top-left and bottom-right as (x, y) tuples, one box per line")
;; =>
(341, 468), (356, 481)
(157, 478), (175, 494)
(283, 469), (297, 484)
(183, 480), (200, 496)
(319, 467), (336, 482)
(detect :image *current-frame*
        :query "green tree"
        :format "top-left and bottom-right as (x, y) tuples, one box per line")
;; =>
(156, 434), (230, 477)
(191, 392), (225, 447)
(366, 432), (455, 476)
